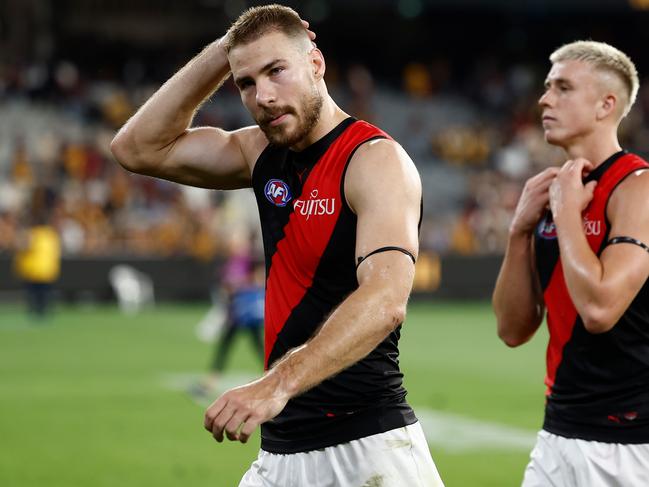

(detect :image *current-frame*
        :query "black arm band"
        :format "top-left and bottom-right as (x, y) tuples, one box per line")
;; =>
(356, 246), (416, 269)
(607, 236), (649, 254)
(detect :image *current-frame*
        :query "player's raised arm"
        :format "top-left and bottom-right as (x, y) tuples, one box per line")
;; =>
(492, 168), (556, 346)
(110, 38), (266, 190)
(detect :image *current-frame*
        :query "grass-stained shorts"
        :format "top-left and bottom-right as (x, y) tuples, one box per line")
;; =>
(239, 421), (444, 487)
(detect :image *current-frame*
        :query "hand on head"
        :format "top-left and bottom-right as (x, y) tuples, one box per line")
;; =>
(301, 19), (317, 48)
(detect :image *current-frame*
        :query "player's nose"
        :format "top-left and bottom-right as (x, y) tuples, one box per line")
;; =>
(538, 89), (552, 108)
(256, 80), (276, 107)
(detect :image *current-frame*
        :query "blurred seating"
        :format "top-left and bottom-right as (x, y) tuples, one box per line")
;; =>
(1, 57), (648, 258)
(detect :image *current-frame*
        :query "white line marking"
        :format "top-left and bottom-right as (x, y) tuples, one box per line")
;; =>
(416, 409), (536, 452)
(160, 372), (537, 452)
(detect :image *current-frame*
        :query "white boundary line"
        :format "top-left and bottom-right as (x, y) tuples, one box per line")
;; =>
(161, 372), (536, 452)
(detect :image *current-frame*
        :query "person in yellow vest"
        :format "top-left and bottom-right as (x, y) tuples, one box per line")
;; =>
(14, 213), (61, 319)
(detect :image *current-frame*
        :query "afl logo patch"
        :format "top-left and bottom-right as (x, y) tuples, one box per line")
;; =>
(537, 216), (557, 239)
(264, 179), (292, 207)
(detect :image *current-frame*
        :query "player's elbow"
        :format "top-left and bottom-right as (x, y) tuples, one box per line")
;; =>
(110, 131), (139, 172)
(495, 310), (539, 347)
(494, 307), (525, 347)
(493, 299), (542, 347)
(110, 128), (155, 175)
(497, 324), (531, 348)
(580, 305), (617, 334)
(390, 303), (407, 330)
(379, 300), (407, 333)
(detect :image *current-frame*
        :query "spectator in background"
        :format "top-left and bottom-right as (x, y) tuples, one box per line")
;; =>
(13, 188), (61, 320)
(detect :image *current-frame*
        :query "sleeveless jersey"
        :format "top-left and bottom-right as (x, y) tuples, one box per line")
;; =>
(251, 117), (416, 453)
(535, 150), (649, 443)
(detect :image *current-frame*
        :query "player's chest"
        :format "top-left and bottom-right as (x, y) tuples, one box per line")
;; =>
(260, 172), (344, 252)
(535, 201), (608, 257)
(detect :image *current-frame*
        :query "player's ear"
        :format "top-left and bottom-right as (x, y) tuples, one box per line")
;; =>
(310, 48), (325, 81)
(596, 93), (617, 121)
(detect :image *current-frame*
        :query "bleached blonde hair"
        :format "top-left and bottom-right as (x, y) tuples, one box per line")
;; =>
(550, 40), (639, 118)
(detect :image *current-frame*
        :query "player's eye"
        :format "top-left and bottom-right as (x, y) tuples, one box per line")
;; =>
(238, 80), (254, 90)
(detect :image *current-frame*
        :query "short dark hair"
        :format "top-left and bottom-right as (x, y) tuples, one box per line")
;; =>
(223, 4), (306, 53)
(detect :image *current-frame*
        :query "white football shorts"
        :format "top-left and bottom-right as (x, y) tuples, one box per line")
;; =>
(522, 429), (649, 487)
(239, 421), (444, 487)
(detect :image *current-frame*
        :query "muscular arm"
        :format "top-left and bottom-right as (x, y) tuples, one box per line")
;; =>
(204, 139), (421, 443)
(551, 162), (649, 333)
(493, 233), (544, 347)
(270, 139), (420, 395)
(110, 39), (266, 189)
(492, 168), (557, 347)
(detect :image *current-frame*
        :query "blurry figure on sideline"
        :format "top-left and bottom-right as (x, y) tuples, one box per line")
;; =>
(108, 264), (155, 315)
(195, 231), (264, 396)
(493, 41), (649, 486)
(13, 189), (61, 320)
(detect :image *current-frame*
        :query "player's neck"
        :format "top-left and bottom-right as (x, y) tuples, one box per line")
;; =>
(290, 96), (348, 152)
(563, 129), (622, 168)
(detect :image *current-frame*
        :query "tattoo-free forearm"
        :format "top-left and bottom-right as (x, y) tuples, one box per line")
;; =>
(267, 281), (407, 399)
(117, 40), (231, 152)
(493, 232), (544, 346)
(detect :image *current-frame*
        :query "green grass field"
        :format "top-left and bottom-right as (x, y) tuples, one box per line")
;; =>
(0, 301), (548, 487)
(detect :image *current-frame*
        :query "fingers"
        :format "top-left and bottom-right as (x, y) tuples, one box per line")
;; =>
(239, 417), (260, 444)
(524, 168), (558, 198)
(204, 393), (260, 444)
(301, 19), (317, 43)
(560, 158), (593, 177)
(206, 400), (235, 442)
(573, 157), (594, 173)
(585, 180), (598, 196)
(224, 409), (251, 442)
(204, 396), (227, 432)
(525, 167), (559, 192)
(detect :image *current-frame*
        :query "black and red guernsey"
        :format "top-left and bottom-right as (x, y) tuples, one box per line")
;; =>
(251, 117), (416, 454)
(535, 150), (649, 443)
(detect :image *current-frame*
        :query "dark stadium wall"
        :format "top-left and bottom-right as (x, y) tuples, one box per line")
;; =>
(0, 255), (502, 302)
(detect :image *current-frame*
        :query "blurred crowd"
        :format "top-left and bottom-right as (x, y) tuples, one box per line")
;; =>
(2, 55), (649, 260)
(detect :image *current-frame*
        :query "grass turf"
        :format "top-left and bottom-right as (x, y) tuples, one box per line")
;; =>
(0, 301), (548, 486)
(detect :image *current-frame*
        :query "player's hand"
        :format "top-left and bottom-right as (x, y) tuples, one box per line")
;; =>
(301, 19), (317, 47)
(549, 158), (597, 217)
(203, 373), (290, 444)
(510, 167), (560, 237)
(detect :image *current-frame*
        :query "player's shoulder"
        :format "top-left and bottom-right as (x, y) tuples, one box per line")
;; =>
(349, 136), (415, 174)
(346, 118), (392, 143)
(608, 162), (649, 217)
(614, 155), (649, 192)
(345, 134), (420, 208)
